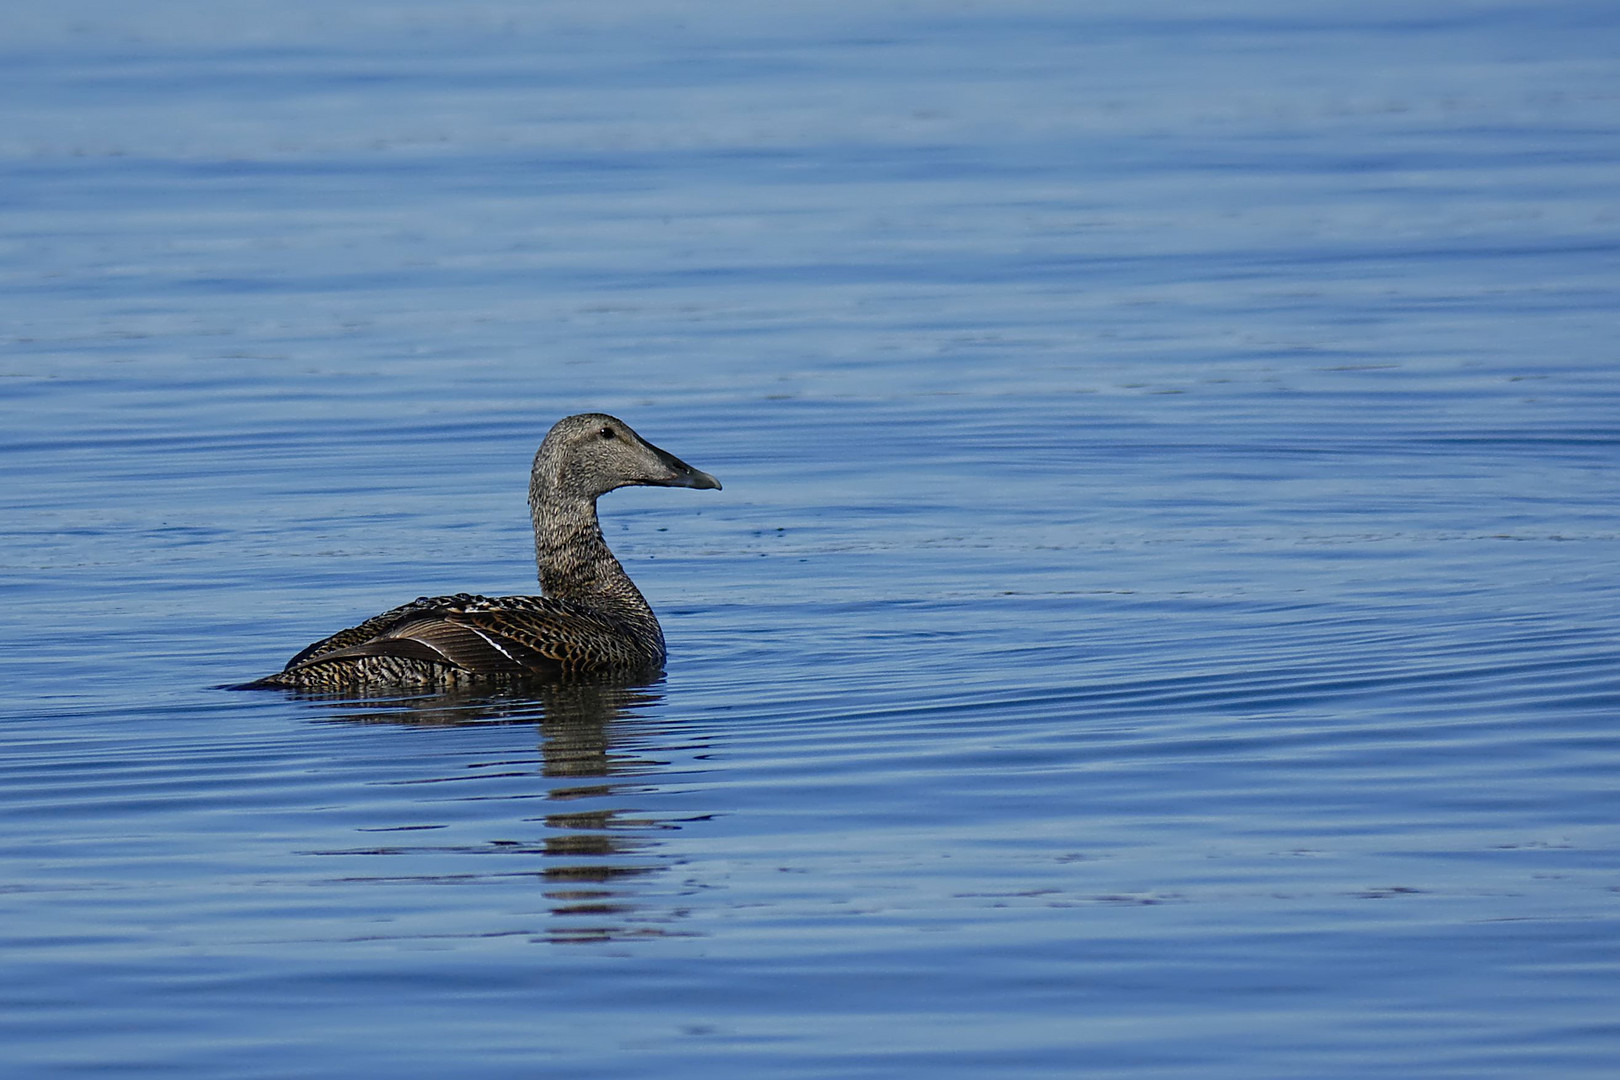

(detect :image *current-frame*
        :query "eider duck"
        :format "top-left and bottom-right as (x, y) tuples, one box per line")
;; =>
(242, 413), (720, 691)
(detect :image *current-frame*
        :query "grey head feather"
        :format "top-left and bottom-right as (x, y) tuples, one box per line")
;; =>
(529, 413), (721, 503)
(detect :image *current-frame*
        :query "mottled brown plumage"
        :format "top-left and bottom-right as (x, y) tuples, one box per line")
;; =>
(241, 414), (720, 691)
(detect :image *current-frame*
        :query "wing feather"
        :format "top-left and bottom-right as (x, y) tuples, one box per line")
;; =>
(271, 593), (659, 685)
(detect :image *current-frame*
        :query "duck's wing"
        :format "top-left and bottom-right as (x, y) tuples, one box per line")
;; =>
(448, 595), (662, 671)
(268, 593), (643, 685)
(279, 593), (484, 669)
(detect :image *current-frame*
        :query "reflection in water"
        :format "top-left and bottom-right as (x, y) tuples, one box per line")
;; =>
(302, 678), (695, 944)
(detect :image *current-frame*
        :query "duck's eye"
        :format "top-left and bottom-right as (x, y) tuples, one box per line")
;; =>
(598, 426), (616, 440)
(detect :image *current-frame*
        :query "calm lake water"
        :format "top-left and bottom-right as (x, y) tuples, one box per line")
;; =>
(4, 1), (1620, 1076)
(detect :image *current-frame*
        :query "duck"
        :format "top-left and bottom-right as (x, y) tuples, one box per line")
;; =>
(241, 413), (720, 691)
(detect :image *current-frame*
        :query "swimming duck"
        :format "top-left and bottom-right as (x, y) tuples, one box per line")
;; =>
(242, 413), (720, 691)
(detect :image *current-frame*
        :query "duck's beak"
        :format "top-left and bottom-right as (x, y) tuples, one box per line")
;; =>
(648, 444), (722, 490)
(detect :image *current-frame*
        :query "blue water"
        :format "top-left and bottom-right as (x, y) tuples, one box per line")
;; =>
(4, 1), (1620, 1076)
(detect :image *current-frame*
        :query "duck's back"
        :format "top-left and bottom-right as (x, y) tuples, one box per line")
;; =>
(249, 592), (665, 690)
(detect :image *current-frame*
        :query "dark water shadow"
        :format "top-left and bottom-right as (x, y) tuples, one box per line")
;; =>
(283, 677), (703, 944)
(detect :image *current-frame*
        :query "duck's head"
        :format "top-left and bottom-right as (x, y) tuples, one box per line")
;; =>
(532, 413), (722, 502)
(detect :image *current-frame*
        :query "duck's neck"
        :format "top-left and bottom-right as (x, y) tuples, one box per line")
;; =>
(530, 488), (660, 634)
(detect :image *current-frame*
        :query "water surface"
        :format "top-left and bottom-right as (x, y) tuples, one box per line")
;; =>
(3, 2), (1620, 1077)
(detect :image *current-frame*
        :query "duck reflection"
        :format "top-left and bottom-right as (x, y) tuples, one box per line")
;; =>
(301, 677), (695, 944)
